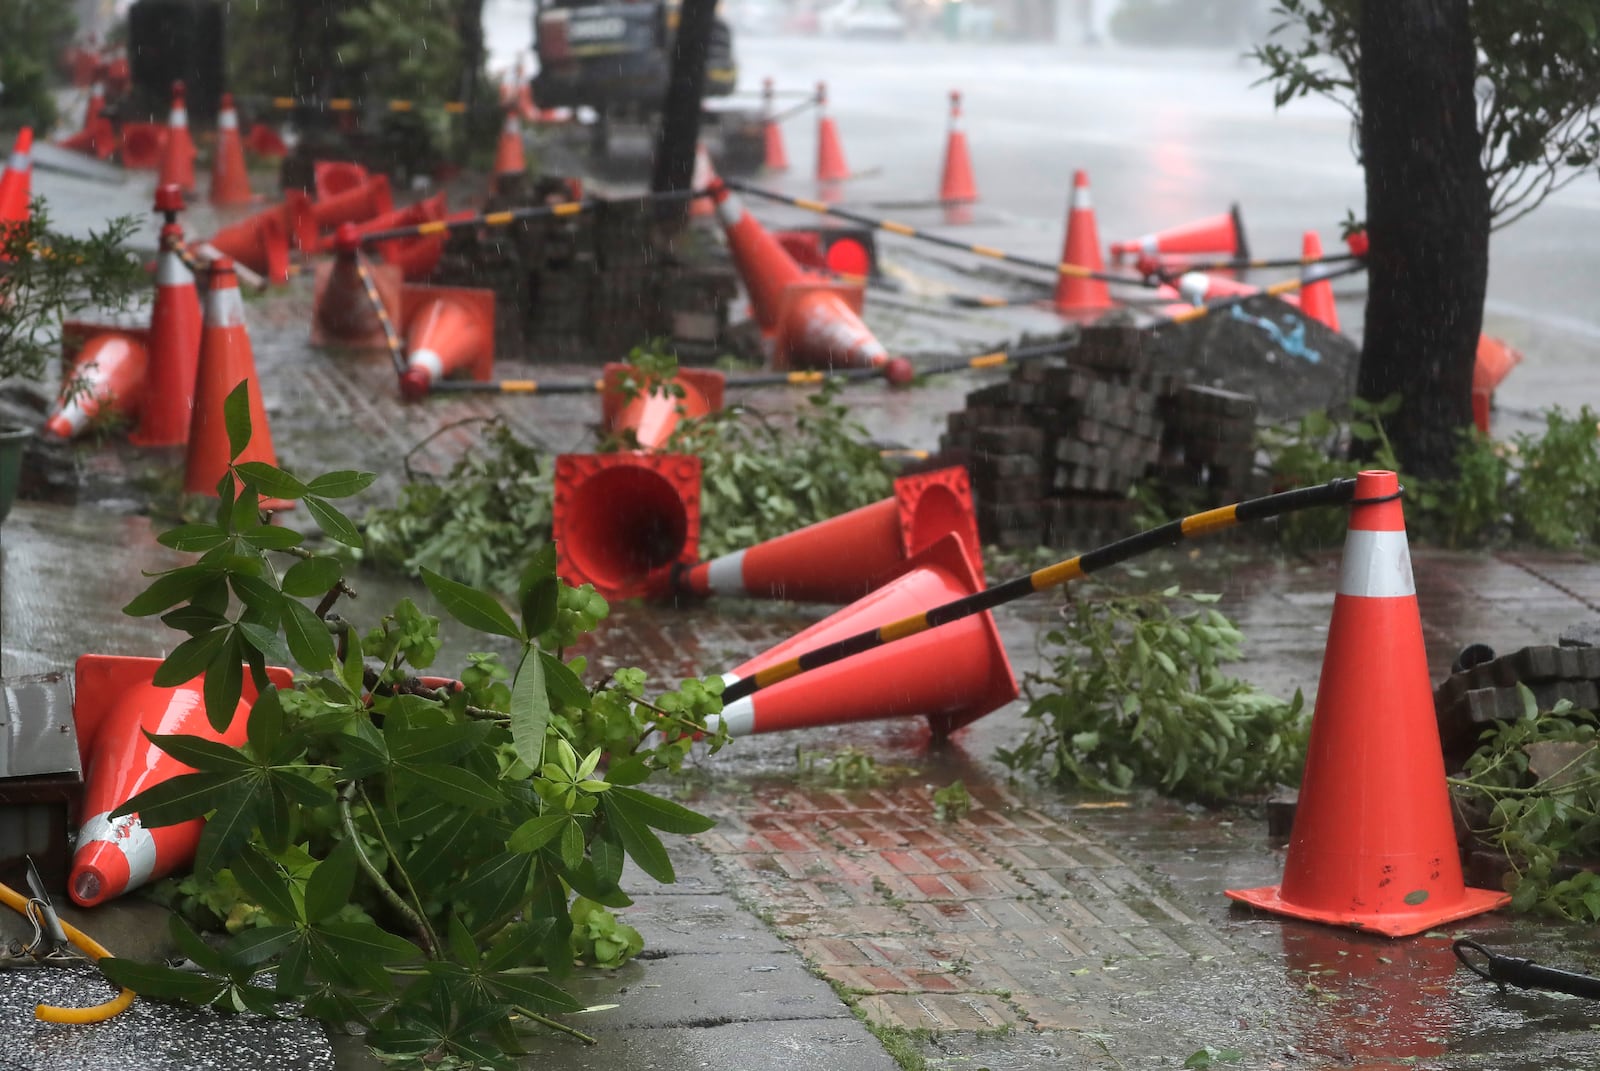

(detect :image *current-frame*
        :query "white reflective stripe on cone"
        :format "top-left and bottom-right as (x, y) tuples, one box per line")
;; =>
(1338, 528), (1415, 598)
(706, 549), (746, 595)
(409, 349), (445, 381)
(1138, 234), (1159, 255)
(7, 151), (29, 171)
(705, 696), (755, 736)
(52, 395), (90, 433)
(171, 108), (188, 127)
(1071, 185), (1092, 210)
(219, 110), (238, 130)
(1178, 272), (1209, 305)
(156, 249), (195, 287)
(715, 191), (747, 229)
(77, 810), (159, 888)
(206, 283), (247, 327)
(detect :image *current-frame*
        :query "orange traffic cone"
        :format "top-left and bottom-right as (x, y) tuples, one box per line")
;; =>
(1110, 204), (1248, 264)
(1053, 170), (1110, 314)
(676, 466), (982, 604)
(314, 160), (369, 200)
(552, 453), (703, 601)
(710, 533), (1016, 737)
(157, 81), (197, 193)
(44, 329), (149, 440)
(1472, 335), (1523, 435)
(209, 92), (254, 206)
(244, 122), (288, 159)
(1173, 271), (1259, 305)
(118, 121), (166, 170)
(1226, 470), (1510, 936)
(130, 186), (203, 448)
(600, 363), (725, 450)
(200, 197), (296, 283)
(183, 257), (282, 496)
(762, 78), (788, 172)
(815, 82), (850, 185)
(1297, 230), (1340, 332)
(348, 192), (449, 281)
(710, 182), (912, 383)
(689, 142), (717, 219)
(494, 107), (527, 179)
(311, 223), (404, 350)
(311, 174), (394, 234)
(939, 90), (977, 205)
(0, 128), (34, 226)
(59, 83), (116, 159)
(397, 284), (496, 400)
(68, 655), (291, 907)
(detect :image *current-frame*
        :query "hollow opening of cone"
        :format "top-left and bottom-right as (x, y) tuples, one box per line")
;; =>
(825, 238), (871, 278)
(564, 466), (690, 589)
(72, 859), (113, 907)
(904, 483), (970, 558)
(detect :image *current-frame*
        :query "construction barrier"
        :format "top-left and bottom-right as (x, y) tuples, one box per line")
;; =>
(356, 188), (703, 247)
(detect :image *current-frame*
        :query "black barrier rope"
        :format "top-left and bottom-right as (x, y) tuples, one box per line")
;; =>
(1454, 940), (1600, 1001)
(1141, 251), (1364, 281)
(723, 179), (1161, 289)
(717, 477), (1363, 704)
(422, 336), (1079, 396)
(357, 188), (708, 246)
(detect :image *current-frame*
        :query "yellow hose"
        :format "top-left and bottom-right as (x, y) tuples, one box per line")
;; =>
(0, 876), (136, 1023)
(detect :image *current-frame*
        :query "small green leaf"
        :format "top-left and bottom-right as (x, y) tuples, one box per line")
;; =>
(591, 830), (625, 889)
(146, 730), (255, 773)
(124, 567), (213, 617)
(421, 568), (523, 640)
(304, 839), (358, 924)
(306, 470), (377, 498)
(316, 920), (422, 965)
(1403, 889), (1430, 906)
(158, 523), (230, 552)
(237, 621), (293, 667)
(245, 687), (284, 760)
(601, 794), (674, 883)
(608, 786), (716, 835)
(224, 383), (253, 461)
(540, 651), (589, 709)
(511, 647), (550, 771)
(402, 763), (505, 809)
(281, 556), (343, 598)
(240, 524), (303, 550)
(202, 638), (245, 733)
(509, 813), (567, 854)
(282, 599), (336, 670)
(194, 784), (261, 876)
(100, 957), (228, 1004)
(304, 495), (363, 547)
(224, 924), (298, 966)
(230, 847), (302, 922)
(560, 819), (585, 871)
(235, 462), (309, 501)
(111, 770), (241, 826)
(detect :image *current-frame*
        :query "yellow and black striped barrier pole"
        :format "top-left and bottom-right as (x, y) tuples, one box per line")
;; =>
(1168, 259), (1368, 325)
(1142, 251), (1363, 279)
(723, 179), (1161, 290)
(719, 477), (1361, 704)
(258, 95), (476, 115)
(353, 250), (410, 377)
(357, 188), (707, 246)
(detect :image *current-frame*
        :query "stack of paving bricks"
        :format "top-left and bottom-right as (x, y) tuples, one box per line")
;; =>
(1434, 634), (1600, 769)
(1151, 384), (1263, 506)
(942, 327), (1169, 549)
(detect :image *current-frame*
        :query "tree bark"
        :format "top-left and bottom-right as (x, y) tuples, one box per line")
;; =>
(1356, 0), (1489, 479)
(651, 0), (718, 214)
(454, 0), (486, 109)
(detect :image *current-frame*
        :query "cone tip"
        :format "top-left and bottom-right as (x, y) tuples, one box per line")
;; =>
(883, 357), (916, 387)
(399, 368), (432, 401)
(1353, 469), (1399, 499)
(69, 859), (115, 908)
(154, 183), (185, 213)
(13, 127), (33, 153)
(334, 221), (362, 253)
(1073, 169), (1090, 187)
(1302, 230), (1325, 256)
(171, 79), (186, 99)
(221, 91), (235, 109)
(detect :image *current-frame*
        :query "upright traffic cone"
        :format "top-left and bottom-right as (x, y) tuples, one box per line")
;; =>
(1052, 170), (1110, 314)
(59, 83), (116, 159)
(493, 107), (526, 180)
(1109, 204), (1248, 264)
(157, 81), (197, 194)
(209, 92), (254, 206)
(600, 363), (725, 450)
(1226, 470), (1510, 937)
(815, 82), (850, 184)
(44, 329), (150, 440)
(710, 534), (1016, 738)
(68, 655), (292, 907)
(1297, 230), (1340, 332)
(762, 78), (789, 172)
(1472, 335), (1523, 435)
(689, 142), (717, 219)
(939, 90), (977, 204)
(397, 284), (496, 400)
(311, 223), (404, 350)
(676, 466), (982, 604)
(709, 182), (913, 383)
(183, 257), (282, 496)
(552, 453), (703, 601)
(0, 128), (34, 226)
(130, 186), (203, 447)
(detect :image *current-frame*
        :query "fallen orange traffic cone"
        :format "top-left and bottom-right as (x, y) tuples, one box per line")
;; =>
(44, 328), (150, 439)
(311, 174), (394, 234)
(710, 181), (912, 382)
(68, 654), (291, 907)
(1226, 469), (1510, 936)
(689, 142), (717, 219)
(600, 363), (724, 450)
(157, 81), (197, 194)
(199, 197), (296, 283)
(311, 223), (404, 350)
(710, 533), (1016, 737)
(1053, 170), (1110, 314)
(314, 160), (369, 200)
(1173, 271), (1259, 305)
(183, 257), (282, 496)
(349, 193), (450, 281)
(118, 121), (167, 170)
(0, 128), (34, 226)
(815, 82), (850, 185)
(1297, 230), (1340, 332)
(676, 466), (982, 604)
(209, 92), (255, 206)
(493, 107), (526, 180)
(762, 78), (789, 172)
(1472, 335), (1523, 435)
(397, 284), (496, 400)
(552, 453), (703, 601)
(1110, 204), (1248, 264)
(130, 186), (203, 448)
(939, 90), (977, 205)
(245, 122), (288, 159)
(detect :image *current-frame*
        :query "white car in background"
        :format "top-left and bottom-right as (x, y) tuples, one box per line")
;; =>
(818, 0), (908, 39)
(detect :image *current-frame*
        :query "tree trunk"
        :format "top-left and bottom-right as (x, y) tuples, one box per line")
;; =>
(455, 0), (486, 109)
(1356, 0), (1488, 480)
(651, 0), (717, 213)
